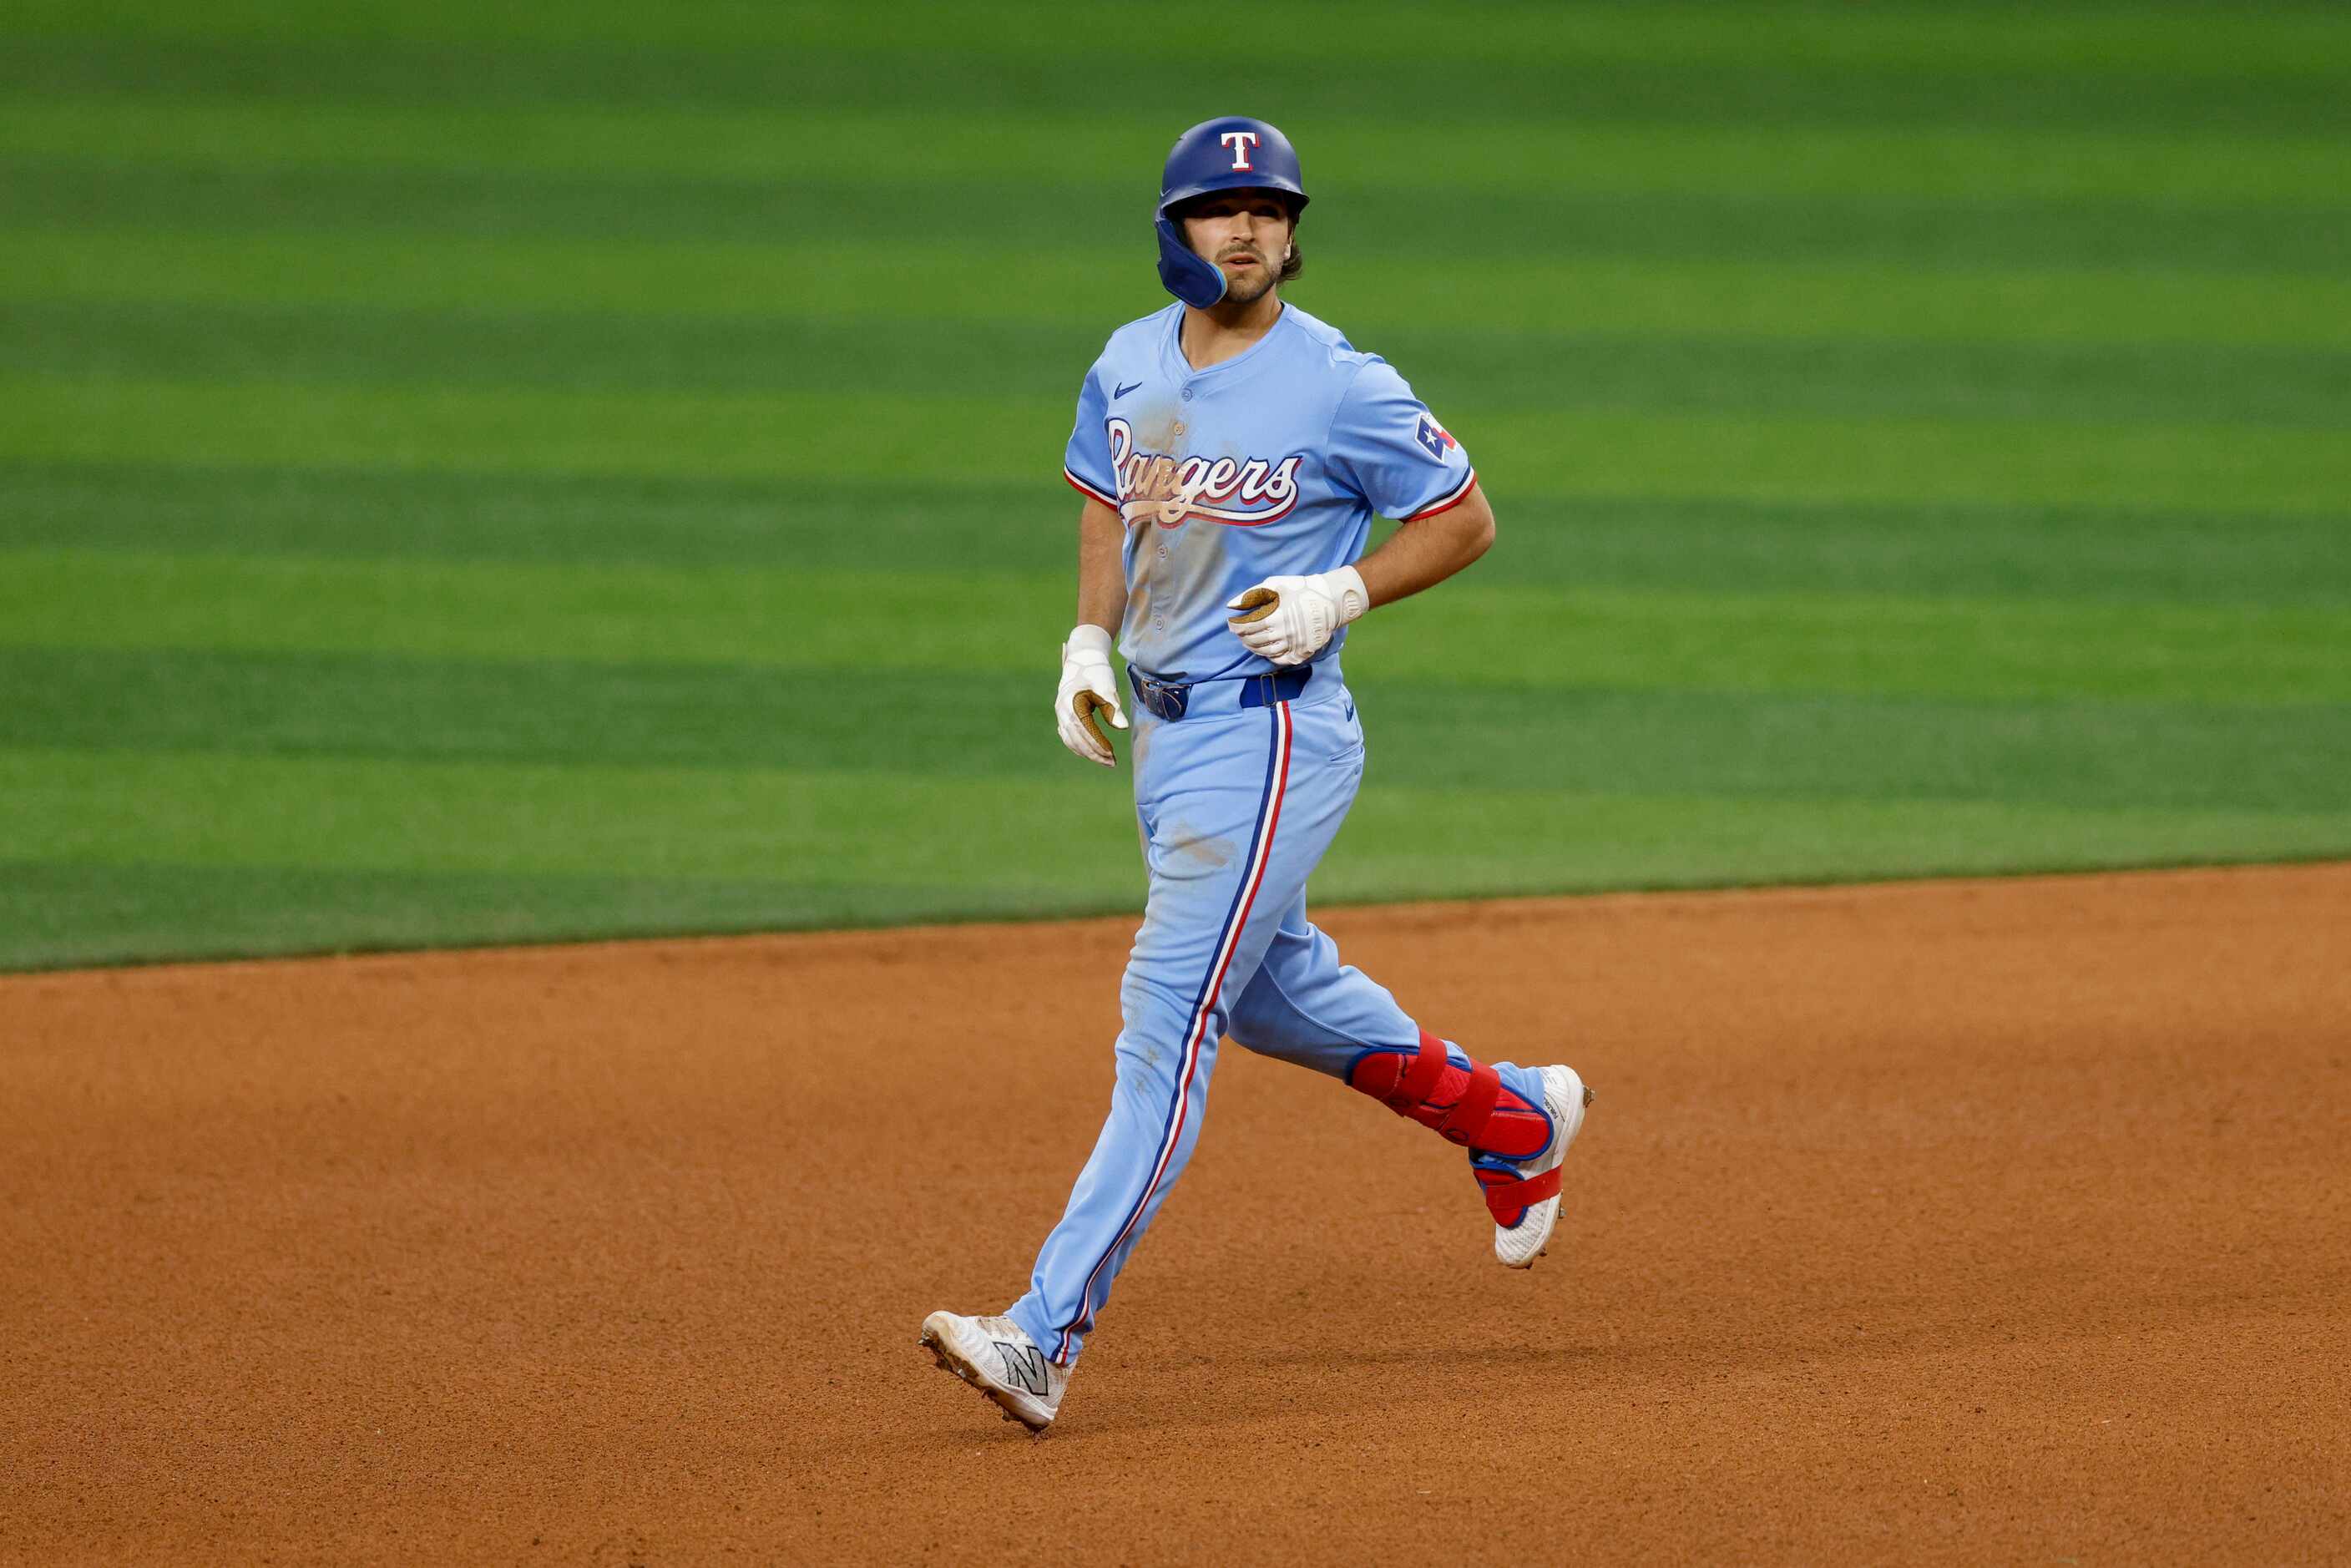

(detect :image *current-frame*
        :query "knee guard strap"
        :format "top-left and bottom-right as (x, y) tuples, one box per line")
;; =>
(1347, 1030), (1548, 1160)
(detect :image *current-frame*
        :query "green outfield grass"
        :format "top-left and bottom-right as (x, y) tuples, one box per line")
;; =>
(3, 1), (2347, 969)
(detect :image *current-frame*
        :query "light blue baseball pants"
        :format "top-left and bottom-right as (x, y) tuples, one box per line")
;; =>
(1004, 677), (1548, 1363)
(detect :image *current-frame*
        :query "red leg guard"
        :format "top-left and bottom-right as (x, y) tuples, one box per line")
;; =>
(1347, 1029), (1550, 1159)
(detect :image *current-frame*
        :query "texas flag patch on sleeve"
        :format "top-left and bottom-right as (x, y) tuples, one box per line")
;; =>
(1414, 414), (1459, 461)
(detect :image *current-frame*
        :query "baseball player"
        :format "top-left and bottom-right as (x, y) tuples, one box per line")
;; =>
(922, 117), (1591, 1434)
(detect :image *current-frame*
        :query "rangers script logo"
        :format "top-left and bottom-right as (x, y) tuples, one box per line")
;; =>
(1106, 417), (1303, 529)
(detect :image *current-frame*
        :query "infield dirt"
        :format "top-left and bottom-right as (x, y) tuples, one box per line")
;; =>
(5, 865), (2347, 1563)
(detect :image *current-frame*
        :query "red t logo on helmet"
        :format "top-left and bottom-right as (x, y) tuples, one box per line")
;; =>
(1220, 131), (1260, 170)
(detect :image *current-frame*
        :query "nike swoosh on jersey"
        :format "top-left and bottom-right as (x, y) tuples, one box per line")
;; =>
(1114, 381), (1144, 399)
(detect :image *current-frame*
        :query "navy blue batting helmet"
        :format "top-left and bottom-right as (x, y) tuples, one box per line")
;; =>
(1155, 117), (1310, 308)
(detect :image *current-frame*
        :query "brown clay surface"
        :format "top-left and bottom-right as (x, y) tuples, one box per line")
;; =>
(4, 865), (2349, 1564)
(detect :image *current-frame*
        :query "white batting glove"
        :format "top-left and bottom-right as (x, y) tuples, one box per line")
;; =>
(1226, 566), (1369, 666)
(1054, 625), (1128, 767)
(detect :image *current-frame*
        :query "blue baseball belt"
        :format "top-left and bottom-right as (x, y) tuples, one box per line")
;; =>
(1127, 663), (1311, 721)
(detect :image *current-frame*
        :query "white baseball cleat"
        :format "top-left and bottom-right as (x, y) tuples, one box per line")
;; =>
(919, 1310), (1069, 1434)
(1472, 1065), (1593, 1268)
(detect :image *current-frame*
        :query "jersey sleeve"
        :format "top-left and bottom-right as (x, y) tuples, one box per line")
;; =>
(1062, 362), (1119, 508)
(1326, 358), (1477, 521)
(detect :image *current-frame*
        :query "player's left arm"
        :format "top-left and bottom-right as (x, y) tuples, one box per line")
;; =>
(1226, 488), (1492, 665)
(1228, 362), (1490, 665)
(1349, 482), (1494, 608)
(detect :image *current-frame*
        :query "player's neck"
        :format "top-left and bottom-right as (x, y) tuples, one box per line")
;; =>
(1179, 291), (1283, 371)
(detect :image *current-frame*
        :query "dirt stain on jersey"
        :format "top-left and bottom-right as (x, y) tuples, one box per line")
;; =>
(1122, 408), (1231, 670)
(1148, 505), (1231, 645)
(1133, 410), (1189, 530)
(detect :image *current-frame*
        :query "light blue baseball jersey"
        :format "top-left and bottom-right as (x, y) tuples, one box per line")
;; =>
(1061, 301), (1475, 680)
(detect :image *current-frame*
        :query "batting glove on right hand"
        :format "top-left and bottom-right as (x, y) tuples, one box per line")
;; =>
(1054, 625), (1129, 768)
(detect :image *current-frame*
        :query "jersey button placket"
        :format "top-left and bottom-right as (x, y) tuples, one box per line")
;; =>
(1163, 404), (1184, 573)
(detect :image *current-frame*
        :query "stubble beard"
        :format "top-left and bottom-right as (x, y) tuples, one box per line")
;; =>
(1219, 255), (1278, 306)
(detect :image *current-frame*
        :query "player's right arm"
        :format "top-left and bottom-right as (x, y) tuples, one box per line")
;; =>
(1056, 498), (1130, 767)
(1074, 496), (1126, 635)
(1056, 362), (1130, 767)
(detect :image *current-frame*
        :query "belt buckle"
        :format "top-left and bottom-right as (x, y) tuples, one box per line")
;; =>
(1131, 668), (1191, 721)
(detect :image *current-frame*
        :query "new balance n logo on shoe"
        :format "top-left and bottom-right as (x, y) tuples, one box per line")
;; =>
(993, 1341), (1049, 1395)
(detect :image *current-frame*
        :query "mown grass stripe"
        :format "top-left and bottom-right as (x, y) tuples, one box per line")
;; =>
(6, 550), (2345, 706)
(19, 1), (2351, 79)
(5, 646), (2343, 815)
(12, 300), (2347, 428)
(0, 746), (1146, 886)
(7, 228), (2347, 348)
(1312, 792), (2351, 907)
(0, 861), (1135, 972)
(8, 461), (2343, 605)
(8, 99), (2348, 209)
(1342, 587), (2351, 707)
(0, 863), (903, 970)
(6, 747), (2343, 906)
(5, 33), (2344, 135)
(15, 160), (2343, 275)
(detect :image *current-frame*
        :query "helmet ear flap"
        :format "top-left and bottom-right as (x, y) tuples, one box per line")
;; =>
(1155, 213), (1228, 309)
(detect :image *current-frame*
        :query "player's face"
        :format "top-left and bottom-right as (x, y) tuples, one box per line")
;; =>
(1181, 192), (1293, 306)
